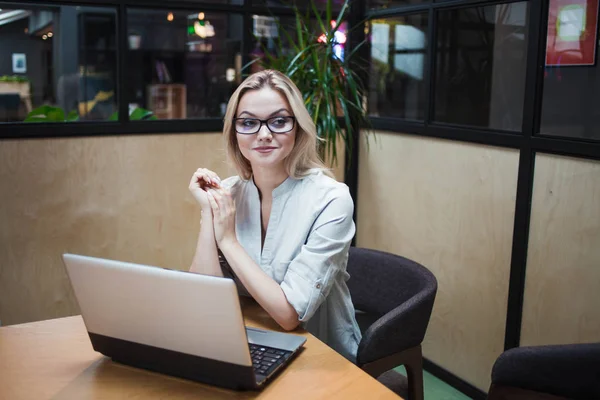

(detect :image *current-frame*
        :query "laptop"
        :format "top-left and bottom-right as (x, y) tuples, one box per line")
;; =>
(62, 253), (306, 390)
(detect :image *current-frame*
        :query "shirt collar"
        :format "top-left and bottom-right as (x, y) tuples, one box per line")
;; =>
(250, 175), (298, 198)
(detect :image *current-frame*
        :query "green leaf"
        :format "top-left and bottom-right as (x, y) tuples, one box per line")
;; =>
(47, 108), (65, 121)
(130, 107), (156, 120)
(24, 105), (69, 122)
(66, 110), (79, 122)
(108, 108), (157, 121)
(311, 0), (328, 44)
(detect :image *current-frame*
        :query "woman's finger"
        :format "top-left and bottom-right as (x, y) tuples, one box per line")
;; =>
(206, 191), (219, 214)
(210, 189), (225, 210)
(209, 189), (228, 216)
(218, 188), (235, 216)
(209, 172), (221, 187)
(192, 173), (203, 185)
(198, 168), (219, 187)
(192, 168), (216, 187)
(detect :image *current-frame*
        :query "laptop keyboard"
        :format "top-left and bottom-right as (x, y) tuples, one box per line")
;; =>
(249, 344), (292, 377)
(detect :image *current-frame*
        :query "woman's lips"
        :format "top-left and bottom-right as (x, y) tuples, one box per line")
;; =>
(254, 147), (277, 153)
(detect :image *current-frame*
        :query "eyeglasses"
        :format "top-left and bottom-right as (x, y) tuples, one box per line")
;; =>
(234, 116), (296, 135)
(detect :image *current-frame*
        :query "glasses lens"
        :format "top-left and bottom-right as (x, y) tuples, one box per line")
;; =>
(267, 117), (294, 133)
(236, 118), (260, 134)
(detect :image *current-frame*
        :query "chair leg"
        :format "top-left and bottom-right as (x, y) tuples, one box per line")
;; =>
(359, 345), (426, 400)
(403, 346), (424, 400)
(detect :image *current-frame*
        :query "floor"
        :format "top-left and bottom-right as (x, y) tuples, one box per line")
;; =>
(394, 366), (473, 400)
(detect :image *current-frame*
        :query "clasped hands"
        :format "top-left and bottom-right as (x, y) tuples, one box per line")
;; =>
(189, 168), (237, 246)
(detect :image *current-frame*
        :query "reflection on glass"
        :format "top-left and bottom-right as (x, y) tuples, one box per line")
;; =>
(249, 15), (329, 74)
(0, 5), (117, 123)
(540, 0), (600, 141)
(257, 0), (345, 10)
(126, 9), (243, 119)
(200, 0), (243, 3)
(434, 2), (529, 131)
(368, 14), (428, 120)
(369, 0), (429, 10)
(540, 67), (600, 140)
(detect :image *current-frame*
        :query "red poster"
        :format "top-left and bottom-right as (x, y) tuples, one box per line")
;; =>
(546, 0), (599, 66)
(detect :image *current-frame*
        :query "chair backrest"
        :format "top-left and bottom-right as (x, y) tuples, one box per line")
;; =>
(347, 247), (436, 317)
(489, 342), (600, 400)
(347, 247), (437, 365)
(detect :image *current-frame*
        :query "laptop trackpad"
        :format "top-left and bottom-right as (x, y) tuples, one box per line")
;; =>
(246, 327), (306, 352)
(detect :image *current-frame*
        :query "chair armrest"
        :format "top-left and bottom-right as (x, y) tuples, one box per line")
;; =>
(356, 287), (436, 366)
(491, 343), (600, 400)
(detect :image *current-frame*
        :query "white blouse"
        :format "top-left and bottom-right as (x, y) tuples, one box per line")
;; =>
(219, 169), (362, 361)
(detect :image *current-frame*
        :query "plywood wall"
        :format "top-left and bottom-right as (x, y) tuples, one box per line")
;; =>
(0, 132), (345, 327)
(356, 131), (519, 391)
(521, 154), (600, 346)
(0, 133), (232, 326)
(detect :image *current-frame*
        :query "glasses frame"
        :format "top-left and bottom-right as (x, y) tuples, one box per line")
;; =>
(233, 116), (296, 135)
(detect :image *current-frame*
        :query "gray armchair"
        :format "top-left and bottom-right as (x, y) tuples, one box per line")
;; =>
(488, 342), (600, 400)
(347, 247), (438, 400)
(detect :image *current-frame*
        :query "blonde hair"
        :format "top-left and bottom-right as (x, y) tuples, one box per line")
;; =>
(223, 70), (332, 180)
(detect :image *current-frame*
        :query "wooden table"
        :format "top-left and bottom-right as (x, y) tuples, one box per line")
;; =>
(0, 300), (399, 399)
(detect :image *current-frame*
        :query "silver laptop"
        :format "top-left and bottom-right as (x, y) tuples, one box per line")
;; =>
(62, 253), (306, 390)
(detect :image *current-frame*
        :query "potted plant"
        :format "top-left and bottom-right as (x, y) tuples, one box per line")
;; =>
(250, 0), (370, 167)
(24, 105), (156, 122)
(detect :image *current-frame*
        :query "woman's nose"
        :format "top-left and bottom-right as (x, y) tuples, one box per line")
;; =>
(257, 124), (273, 140)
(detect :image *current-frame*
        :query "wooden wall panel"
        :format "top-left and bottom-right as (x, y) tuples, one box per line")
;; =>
(356, 131), (519, 391)
(521, 154), (600, 346)
(0, 133), (233, 326)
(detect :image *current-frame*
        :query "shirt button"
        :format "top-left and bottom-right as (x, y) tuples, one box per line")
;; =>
(315, 283), (321, 289)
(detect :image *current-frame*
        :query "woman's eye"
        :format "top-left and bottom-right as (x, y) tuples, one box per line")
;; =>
(243, 120), (258, 127)
(271, 118), (286, 126)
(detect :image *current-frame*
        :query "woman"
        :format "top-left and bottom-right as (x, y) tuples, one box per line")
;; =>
(188, 70), (361, 361)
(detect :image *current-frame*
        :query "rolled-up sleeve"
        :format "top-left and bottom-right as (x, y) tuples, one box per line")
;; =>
(280, 190), (356, 322)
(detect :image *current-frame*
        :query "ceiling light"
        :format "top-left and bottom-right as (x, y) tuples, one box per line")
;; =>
(167, 12), (174, 22)
(198, 12), (205, 20)
(42, 34), (47, 40)
(47, 32), (53, 37)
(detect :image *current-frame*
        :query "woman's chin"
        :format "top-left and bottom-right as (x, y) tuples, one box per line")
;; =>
(249, 156), (286, 171)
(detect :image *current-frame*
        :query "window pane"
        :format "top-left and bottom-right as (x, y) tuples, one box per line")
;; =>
(434, 2), (529, 131)
(256, 0), (345, 11)
(369, 1), (429, 10)
(0, 5), (117, 123)
(539, 1), (600, 140)
(195, 0), (243, 4)
(127, 9), (243, 119)
(368, 13), (428, 120)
